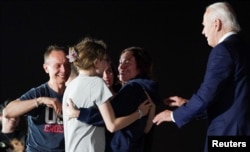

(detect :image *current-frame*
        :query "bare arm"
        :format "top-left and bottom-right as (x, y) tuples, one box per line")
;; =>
(144, 102), (155, 133)
(143, 91), (156, 133)
(4, 99), (38, 118)
(4, 97), (62, 118)
(98, 99), (152, 133)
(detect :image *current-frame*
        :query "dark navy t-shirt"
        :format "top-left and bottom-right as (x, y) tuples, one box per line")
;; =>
(20, 83), (64, 152)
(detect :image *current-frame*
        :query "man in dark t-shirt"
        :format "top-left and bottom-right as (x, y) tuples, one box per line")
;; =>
(3, 45), (71, 152)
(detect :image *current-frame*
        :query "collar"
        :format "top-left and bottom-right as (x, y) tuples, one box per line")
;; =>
(218, 31), (237, 44)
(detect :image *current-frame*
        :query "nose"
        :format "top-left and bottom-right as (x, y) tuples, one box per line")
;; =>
(201, 27), (205, 35)
(119, 62), (127, 70)
(118, 64), (123, 72)
(103, 71), (108, 78)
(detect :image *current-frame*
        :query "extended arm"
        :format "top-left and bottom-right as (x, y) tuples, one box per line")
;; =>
(4, 97), (62, 118)
(144, 103), (155, 133)
(143, 90), (156, 133)
(98, 99), (151, 133)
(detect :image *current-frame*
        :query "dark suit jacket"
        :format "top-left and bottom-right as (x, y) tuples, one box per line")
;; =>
(173, 34), (250, 149)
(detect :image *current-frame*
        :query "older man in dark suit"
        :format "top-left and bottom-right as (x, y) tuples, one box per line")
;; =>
(153, 2), (250, 152)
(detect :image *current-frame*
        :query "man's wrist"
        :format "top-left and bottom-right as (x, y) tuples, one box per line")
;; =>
(35, 97), (43, 107)
(35, 98), (40, 108)
(137, 109), (143, 119)
(170, 111), (175, 122)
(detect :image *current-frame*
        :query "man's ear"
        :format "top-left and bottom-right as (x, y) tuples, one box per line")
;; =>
(215, 18), (222, 31)
(43, 64), (49, 73)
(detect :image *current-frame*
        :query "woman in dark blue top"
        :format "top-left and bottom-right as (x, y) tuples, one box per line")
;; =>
(66, 47), (161, 152)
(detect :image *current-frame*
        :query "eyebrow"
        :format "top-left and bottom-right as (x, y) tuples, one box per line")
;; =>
(121, 56), (133, 60)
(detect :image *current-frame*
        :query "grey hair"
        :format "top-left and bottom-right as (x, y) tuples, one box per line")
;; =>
(207, 2), (241, 32)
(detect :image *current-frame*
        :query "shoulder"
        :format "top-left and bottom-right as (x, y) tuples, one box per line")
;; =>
(123, 81), (142, 89)
(78, 75), (103, 82)
(19, 83), (48, 100)
(25, 83), (48, 93)
(128, 78), (158, 90)
(90, 76), (105, 84)
(93, 76), (104, 81)
(85, 76), (107, 89)
(119, 81), (143, 94)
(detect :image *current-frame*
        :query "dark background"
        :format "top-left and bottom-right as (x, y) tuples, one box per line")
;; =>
(1, 1), (250, 152)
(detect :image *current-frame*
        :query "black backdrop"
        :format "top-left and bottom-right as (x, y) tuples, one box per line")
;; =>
(1, 1), (250, 152)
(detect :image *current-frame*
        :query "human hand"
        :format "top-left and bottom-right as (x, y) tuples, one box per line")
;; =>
(39, 97), (62, 115)
(65, 98), (80, 120)
(138, 100), (153, 117)
(152, 109), (172, 125)
(144, 91), (156, 110)
(164, 96), (188, 107)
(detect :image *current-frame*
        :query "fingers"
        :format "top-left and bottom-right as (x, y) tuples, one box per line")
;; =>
(152, 115), (163, 125)
(55, 105), (62, 115)
(67, 98), (74, 107)
(164, 98), (175, 106)
(152, 110), (172, 125)
(65, 98), (80, 120)
(142, 100), (149, 104)
(168, 96), (186, 102)
(41, 97), (62, 116)
(164, 96), (187, 107)
(144, 100), (154, 108)
(138, 100), (150, 117)
(168, 96), (179, 100)
(51, 98), (62, 115)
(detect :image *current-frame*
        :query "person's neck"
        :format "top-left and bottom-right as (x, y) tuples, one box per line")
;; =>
(79, 68), (97, 76)
(48, 80), (66, 95)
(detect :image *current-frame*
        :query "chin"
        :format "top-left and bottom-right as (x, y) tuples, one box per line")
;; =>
(120, 78), (128, 82)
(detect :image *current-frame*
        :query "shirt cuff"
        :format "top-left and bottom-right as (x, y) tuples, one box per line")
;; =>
(170, 111), (175, 122)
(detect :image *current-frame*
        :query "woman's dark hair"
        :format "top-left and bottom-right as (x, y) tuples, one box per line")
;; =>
(121, 46), (153, 78)
(110, 63), (122, 92)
